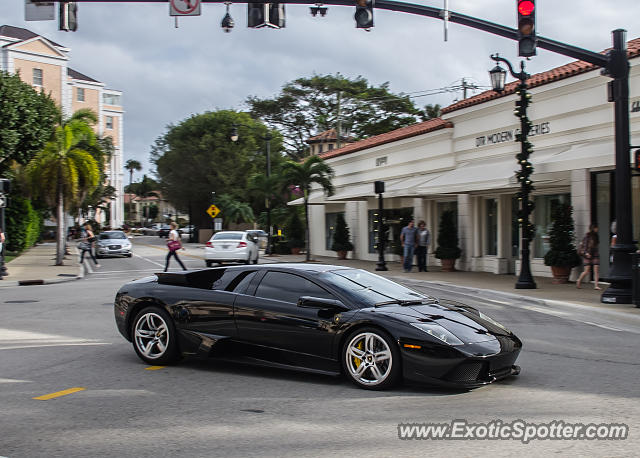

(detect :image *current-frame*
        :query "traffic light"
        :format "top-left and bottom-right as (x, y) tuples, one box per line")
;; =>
(247, 3), (285, 29)
(517, 0), (536, 57)
(634, 149), (640, 172)
(59, 2), (78, 32)
(354, 0), (374, 29)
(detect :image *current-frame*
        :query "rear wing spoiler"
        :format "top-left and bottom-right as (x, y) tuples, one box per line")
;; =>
(156, 268), (227, 290)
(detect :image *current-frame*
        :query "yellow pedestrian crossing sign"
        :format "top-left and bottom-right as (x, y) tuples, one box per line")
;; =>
(206, 204), (220, 218)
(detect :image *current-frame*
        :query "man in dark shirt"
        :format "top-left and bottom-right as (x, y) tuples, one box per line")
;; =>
(400, 220), (417, 273)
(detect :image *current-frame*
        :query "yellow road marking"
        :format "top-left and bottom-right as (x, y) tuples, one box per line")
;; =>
(145, 366), (166, 371)
(33, 387), (86, 400)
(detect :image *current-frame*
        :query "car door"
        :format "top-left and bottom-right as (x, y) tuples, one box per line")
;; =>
(234, 271), (341, 362)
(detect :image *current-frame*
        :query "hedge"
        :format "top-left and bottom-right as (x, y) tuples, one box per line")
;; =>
(5, 195), (43, 253)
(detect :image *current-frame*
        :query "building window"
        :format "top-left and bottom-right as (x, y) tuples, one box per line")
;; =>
(106, 116), (114, 129)
(485, 198), (498, 255)
(103, 93), (121, 105)
(533, 193), (570, 258)
(77, 87), (85, 102)
(368, 207), (413, 255)
(328, 144), (334, 151)
(325, 212), (341, 250)
(33, 68), (43, 86)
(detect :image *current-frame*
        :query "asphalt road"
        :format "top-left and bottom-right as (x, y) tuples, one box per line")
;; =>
(1, 237), (639, 457)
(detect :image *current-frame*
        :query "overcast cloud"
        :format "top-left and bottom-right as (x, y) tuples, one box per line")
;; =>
(4, 0), (640, 180)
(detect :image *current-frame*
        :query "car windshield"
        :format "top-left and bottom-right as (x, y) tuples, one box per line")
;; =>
(325, 269), (432, 305)
(212, 232), (242, 240)
(99, 232), (126, 240)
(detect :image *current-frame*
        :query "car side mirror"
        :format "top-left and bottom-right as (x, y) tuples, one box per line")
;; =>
(297, 296), (349, 312)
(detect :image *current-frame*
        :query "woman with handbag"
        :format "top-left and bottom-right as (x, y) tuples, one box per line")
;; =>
(79, 223), (100, 268)
(165, 222), (187, 272)
(576, 224), (600, 290)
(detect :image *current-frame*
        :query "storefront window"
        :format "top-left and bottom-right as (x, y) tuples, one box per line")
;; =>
(485, 198), (498, 255)
(533, 193), (570, 258)
(325, 212), (340, 250)
(368, 207), (413, 254)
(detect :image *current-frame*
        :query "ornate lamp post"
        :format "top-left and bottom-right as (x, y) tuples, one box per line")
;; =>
(374, 180), (387, 271)
(489, 54), (536, 289)
(231, 124), (273, 255)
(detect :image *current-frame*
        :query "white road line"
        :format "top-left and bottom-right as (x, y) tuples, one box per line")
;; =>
(133, 253), (165, 267)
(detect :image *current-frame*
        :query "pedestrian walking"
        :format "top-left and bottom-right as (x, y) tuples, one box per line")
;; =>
(415, 220), (431, 272)
(400, 219), (418, 273)
(79, 223), (100, 267)
(576, 224), (600, 290)
(0, 228), (5, 253)
(165, 222), (187, 272)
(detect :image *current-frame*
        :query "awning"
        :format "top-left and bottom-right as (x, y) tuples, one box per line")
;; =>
(536, 140), (615, 172)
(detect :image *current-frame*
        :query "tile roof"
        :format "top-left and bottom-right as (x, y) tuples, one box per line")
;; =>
(68, 67), (100, 83)
(442, 37), (640, 114)
(306, 128), (355, 144)
(0, 25), (63, 48)
(318, 118), (453, 160)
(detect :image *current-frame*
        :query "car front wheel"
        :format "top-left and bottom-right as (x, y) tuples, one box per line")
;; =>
(132, 307), (180, 365)
(342, 328), (400, 390)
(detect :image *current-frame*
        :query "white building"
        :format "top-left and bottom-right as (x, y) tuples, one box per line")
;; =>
(0, 25), (125, 228)
(300, 38), (640, 279)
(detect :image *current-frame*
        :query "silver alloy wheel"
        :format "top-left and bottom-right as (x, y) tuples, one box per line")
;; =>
(134, 312), (169, 360)
(345, 332), (393, 386)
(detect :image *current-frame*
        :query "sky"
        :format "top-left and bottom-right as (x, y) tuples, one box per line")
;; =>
(4, 0), (640, 182)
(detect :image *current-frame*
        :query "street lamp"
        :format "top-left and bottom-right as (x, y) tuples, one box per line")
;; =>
(231, 123), (273, 255)
(489, 54), (536, 289)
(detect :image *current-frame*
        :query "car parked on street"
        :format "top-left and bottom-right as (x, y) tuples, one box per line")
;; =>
(96, 230), (132, 258)
(246, 229), (268, 249)
(114, 264), (522, 390)
(157, 224), (172, 238)
(204, 231), (259, 266)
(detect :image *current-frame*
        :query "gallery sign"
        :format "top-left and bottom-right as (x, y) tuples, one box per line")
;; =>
(475, 121), (551, 148)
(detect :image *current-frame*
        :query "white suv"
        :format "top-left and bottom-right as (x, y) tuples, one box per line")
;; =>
(205, 231), (259, 267)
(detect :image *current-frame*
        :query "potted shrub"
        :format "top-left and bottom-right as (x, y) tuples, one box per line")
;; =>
(434, 210), (461, 271)
(287, 211), (305, 255)
(331, 213), (354, 260)
(543, 203), (581, 283)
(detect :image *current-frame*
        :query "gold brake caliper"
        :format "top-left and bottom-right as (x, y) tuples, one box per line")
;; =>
(353, 340), (364, 368)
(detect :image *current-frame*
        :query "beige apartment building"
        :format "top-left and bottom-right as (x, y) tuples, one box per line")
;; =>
(0, 25), (125, 228)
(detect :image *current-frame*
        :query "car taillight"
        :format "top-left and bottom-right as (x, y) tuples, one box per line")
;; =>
(237, 241), (247, 248)
(206, 241), (213, 247)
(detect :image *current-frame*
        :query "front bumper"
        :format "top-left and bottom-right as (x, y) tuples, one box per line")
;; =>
(97, 244), (132, 256)
(401, 334), (522, 388)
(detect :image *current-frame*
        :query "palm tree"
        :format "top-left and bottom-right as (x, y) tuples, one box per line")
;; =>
(281, 155), (334, 261)
(25, 109), (100, 265)
(216, 194), (254, 229)
(422, 103), (442, 121)
(124, 159), (142, 222)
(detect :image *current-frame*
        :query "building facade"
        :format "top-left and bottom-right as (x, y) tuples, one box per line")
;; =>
(0, 25), (125, 228)
(301, 38), (640, 279)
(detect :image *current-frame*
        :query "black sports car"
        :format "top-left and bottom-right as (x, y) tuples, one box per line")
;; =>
(114, 264), (522, 390)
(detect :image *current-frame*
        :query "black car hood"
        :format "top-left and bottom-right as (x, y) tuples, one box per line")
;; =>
(375, 301), (510, 344)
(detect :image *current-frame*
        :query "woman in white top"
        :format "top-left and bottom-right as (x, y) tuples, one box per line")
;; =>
(164, 222), (187, 272)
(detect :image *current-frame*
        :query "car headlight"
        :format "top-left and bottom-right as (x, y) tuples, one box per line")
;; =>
(410, 322), (464, 346)
(478, 312), (508, 331)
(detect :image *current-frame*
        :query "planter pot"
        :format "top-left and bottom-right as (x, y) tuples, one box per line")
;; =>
(550, 265), (571, 284)
(291, 247), (302, 255)
(440, 258), (456, 272)
(336, 250), (348, 260)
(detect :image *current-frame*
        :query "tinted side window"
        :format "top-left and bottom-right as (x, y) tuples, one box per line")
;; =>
(255, 272), (335, 304)
(229, 271), (258, 294)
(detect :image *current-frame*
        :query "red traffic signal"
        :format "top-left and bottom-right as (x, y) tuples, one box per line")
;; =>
(634, 149), (640, 171)
(517, 0), (536, 57)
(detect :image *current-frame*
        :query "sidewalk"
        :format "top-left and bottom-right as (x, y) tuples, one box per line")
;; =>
(2, 241), (639, 316)
(0, 243), (82, 287)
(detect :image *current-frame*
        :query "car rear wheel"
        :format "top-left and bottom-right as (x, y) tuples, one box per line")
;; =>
(132, 306), (180, 365)
(205, 260), (213, 267)
(252, 253), (259, 264)
(342, 328), (400, 390)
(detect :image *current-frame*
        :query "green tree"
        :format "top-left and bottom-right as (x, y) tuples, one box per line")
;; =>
(543, 203), (581, 268)
(281, 155), (334, 261)
(246, 73), (421, 159)
(124, 159), (142, 221)
(151, 110), (283, 228)
(0, 71), (58, 175)
(434, 210), (461, 260)
(25, 109), (100, 265)
(331, 213), (354, 253)
(216, 194), (254, 229)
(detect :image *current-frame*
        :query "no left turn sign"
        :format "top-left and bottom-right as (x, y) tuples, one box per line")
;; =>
(170, 0), (201, 16)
